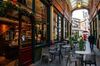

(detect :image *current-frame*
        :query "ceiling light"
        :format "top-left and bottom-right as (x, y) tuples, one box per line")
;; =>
(77, 2), (81, 8)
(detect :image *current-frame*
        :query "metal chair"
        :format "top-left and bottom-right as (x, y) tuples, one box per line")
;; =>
(83, 51), (96, 66)
(49, 44), (63, 63)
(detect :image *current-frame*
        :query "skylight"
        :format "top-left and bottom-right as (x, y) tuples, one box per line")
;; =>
(69, 0), (89, 9)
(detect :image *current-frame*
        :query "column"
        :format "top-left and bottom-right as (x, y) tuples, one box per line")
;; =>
(63, 18), (65, 40)
(61, 16), (64, 41)
(47, 3), (52, 46)
(50, 5), (54, 44)
(32, 0), (35, 63)
(97, 14), (100, 49)
(96, 15), (99, 39)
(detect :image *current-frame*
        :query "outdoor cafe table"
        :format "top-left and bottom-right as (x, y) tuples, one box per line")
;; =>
(62, 44), (70, 48)
(75, 41), (91, 66)
(57, 42), (64, 45)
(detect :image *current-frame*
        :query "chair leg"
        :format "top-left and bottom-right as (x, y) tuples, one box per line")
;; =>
(75, 61), (77, 66)
(95, 63), (97, 66)
(85, 63), (86, 66)
(59, 54), (62, 63)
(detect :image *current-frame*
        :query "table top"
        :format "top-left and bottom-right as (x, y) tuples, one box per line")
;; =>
(75, 51), (91, 54)
(57, 43), (64, 45)
(62, 45), (70, 48)
(49, 46), (56, 49)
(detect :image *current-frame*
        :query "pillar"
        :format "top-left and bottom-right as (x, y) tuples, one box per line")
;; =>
(50, 5), (54, 44)
(63, 18), (65, 40)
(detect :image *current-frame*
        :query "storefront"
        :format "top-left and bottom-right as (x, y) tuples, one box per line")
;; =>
(0, 1), (19, 65)
(19, 13), (33, 66)
(35, 0), (47, 46)
(89, 3), (100, 49)
(0, 1), (34, 66)
(0, 0), (71, 65)
(33, 0), (48, 62)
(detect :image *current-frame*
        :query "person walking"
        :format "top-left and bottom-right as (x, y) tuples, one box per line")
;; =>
(88, 34), (95, 51)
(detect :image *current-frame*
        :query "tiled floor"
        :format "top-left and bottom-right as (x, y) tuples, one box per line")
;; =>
(32, 44), (100, 66)
(96, 55), (100, 66)
(33, 52), (100, 66)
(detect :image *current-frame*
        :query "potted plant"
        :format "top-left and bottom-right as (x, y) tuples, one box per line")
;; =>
(69, 37), (74, 50)
(78, 36), (84, 51)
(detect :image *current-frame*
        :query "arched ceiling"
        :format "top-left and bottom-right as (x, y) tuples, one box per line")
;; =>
(66, 0), (90, 11)
(70, 0), (89, 9)
(65, 0), (100, 19)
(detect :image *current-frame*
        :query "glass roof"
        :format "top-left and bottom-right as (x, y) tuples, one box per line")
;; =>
(69, 0), (89, 9)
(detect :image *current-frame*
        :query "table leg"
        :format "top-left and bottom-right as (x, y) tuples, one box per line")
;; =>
(81, 54), (83, 66)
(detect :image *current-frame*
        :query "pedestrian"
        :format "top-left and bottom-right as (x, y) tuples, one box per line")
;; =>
(83, 34), (87, 41)
(88, 34), (95, 51)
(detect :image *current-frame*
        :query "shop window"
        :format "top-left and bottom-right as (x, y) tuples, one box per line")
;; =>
(35, 0), (47, 45)
(53, 12), (57, 40)
(65, 19), (68, 39)
(20, 16), (32, 47)
(0, 24), (14, 41)
(58, 16), (61, 41)
(0, 22), (19, 60)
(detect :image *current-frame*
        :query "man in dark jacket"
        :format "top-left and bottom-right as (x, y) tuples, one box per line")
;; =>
(88, 34), (95, 51)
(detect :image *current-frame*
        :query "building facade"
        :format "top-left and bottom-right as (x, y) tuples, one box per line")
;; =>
(0, 0), (71, 65)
